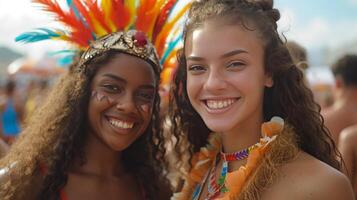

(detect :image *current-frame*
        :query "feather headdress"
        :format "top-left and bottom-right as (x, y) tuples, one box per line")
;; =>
(16, 0), (191, 80)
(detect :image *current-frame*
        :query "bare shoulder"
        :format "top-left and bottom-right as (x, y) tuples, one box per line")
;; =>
(340, 125), (357, 145)
(261, 151), (354, 200)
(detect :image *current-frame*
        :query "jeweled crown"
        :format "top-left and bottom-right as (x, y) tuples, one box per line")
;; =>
(79, 30), (160, 68)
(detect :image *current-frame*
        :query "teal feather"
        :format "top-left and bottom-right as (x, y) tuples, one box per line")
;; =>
(160, 34), (182, 65)
(49, 49), (77, 67)
(48, 49), (77, 56)
(57, 54), (75, 66)
(66, 0), (81, 20)
(15, 28), (62, 43)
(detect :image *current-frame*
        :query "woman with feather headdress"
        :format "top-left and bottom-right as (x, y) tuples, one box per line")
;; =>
(0, 0), (190, 199)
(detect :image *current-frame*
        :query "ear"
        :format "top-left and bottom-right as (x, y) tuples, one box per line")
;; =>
(335, 76), (343, 89)
(264, 74), (274, 88)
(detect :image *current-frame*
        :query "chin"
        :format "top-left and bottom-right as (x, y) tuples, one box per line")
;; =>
(205, 120), (235, 133)
(109, 142), (132, 152)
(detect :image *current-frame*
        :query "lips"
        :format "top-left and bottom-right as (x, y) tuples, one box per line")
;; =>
(108, 118), (134, 129)
(105, 115), (136, 134)
(202, 97), (239, 113)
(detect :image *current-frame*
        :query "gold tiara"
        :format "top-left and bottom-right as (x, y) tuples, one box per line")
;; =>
(79, 30), (160, 69)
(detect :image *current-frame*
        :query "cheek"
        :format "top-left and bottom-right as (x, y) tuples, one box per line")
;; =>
(88, 91), (113, 121)
(186, 75), (200, 101)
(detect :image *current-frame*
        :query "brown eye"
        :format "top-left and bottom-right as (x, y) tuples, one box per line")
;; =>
(188, 65), (206, 72)
(102, 84), (122, 93)
(227, 61), (246, 70)
(136, 91), (154, 102)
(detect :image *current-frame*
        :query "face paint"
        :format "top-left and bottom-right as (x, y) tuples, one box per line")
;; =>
(92, 90), (152, 113)
(140, 104), (150, 113)
(92, 90), (114, 104)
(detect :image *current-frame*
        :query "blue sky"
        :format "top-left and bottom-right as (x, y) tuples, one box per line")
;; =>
(277, 0), (357, 22)
(275, 0), (357, 48)
(0, 0), (356, 64)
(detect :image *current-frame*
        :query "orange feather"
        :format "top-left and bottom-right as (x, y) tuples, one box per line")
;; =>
(88, 0), (112, 35)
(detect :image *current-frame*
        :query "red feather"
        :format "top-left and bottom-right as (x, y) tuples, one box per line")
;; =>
(136, 0), (156, 32)
(152, 0), (177, 42)
(72, 0), (97, 34)
(110, 0), (130, 30)
(33, 0), (93, 48)
(67, 9), (93, 48)
(33, 0), (76, 27)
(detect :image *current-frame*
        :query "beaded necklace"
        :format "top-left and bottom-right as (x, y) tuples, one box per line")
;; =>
(206, 143), (260, 199)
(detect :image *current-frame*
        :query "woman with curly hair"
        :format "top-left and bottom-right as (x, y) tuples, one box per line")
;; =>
(170, 0), (354, 199)
(0, 0), (190, 199)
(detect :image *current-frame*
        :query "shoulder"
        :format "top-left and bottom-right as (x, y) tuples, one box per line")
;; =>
(339, 125), (357, 161)
(262, 151), (354, 200)
(340, 125), (357, 143)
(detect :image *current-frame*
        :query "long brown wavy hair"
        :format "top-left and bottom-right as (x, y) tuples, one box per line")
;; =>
(0, 50), (167, 200)
(169, 0), (341, 173)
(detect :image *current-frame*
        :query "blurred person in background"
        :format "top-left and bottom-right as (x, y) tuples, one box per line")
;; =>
(287, 41), (334, 109)
(0, 80), (23, 144)
(286, 40), (309, 72)
(339, 124), (357, 197)
(322, 54), (357, 144)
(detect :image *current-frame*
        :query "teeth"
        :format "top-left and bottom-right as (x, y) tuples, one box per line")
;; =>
(109, 118), (134, 129)
(206, 99), (236, 109)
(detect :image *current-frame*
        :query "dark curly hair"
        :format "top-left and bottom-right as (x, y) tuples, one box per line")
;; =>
(169, 0), (341, 172)
(0, 50), (167, 200)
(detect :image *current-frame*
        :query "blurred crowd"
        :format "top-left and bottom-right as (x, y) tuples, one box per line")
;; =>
(0, 78), (50, 146)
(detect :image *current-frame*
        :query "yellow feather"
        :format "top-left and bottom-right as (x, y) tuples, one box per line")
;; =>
(101, 0), (117, 32)
(125, 0), (137, 30)
(89, 13), (109, 37)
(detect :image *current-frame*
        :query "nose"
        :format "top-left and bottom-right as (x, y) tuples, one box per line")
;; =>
(203, 68), (227, 92)
(115, 93), (136, 112)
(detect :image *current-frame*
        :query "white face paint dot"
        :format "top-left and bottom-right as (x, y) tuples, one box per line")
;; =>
(140, 104), (150, 113)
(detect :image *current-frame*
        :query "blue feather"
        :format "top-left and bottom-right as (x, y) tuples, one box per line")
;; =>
(57, 54), (75, 66)
(160, 34), (182, 65)
(48, 49), (77, 67)
(15, 28), (61, 43)
(48, 49), (77, 56)
(66, 0), (81, 20)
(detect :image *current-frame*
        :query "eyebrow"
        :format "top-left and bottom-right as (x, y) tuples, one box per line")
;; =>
(186, 49), (248, 61)
(102, 74), (155, 89)
(220, 49), (248, 59)
(102, 74), (126, 83)
(186, 56), (205, 62)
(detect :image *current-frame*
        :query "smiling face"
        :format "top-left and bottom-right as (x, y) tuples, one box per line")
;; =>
(88, 53), (156, 151)
(185, 21), (273, 134)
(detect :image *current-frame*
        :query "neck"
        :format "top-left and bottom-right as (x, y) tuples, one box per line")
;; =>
(333, 87), (357, 109)
(220, 114), (263, 155)
(72, 131), (124, 177)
